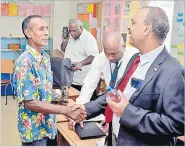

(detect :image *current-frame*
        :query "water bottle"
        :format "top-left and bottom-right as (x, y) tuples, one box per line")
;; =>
(106, 86), (120, 103)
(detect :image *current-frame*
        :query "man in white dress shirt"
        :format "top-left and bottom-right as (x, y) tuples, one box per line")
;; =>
(61, 19), (99, 91)
(69, 32), (138, 130)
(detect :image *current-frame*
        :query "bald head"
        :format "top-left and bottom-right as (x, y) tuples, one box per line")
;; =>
(103, 32), (125, 63)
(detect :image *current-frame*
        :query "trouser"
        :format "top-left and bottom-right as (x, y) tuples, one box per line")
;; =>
(22, 138), (48, 146)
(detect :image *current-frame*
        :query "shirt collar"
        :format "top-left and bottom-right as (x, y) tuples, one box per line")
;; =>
(140, 44), (164, 66)
(26, 45), (49, 64)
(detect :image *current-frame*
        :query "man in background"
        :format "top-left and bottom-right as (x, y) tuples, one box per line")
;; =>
(69, 6), (184, 145)
(61, 19), (99, 92)
(13, 15), (86, 146)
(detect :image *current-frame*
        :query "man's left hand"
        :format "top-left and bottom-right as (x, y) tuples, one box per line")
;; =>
(106, 90), (129, 117)
(72, 62), (83, 71)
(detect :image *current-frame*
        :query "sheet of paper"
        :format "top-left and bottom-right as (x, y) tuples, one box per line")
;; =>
(1, 3), (9, 16)
(88, 4), (94, 13)
(9, 4), (18, 16)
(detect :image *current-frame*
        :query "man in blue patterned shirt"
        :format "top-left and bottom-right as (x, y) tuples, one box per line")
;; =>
(13, 15), (86, 146)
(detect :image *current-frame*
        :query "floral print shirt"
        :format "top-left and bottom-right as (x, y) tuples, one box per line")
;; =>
(13, 45), (56, 143)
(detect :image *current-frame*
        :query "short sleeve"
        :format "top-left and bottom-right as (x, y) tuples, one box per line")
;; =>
(85, 36), (99, 57)
(14, 64), (37, 103)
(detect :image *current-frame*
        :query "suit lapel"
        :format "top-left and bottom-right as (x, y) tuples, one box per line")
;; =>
(129, 48), (168, 103)
(116, 53), (139, 88)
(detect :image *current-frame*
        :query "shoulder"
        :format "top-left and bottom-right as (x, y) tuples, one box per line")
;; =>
(164, 53), (184, 74)
(82, 29), (96, 42)
(16, 51), (33, 66)
(93, 52), (108, 66)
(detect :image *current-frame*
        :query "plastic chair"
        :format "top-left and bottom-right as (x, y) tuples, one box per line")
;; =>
(1, 59), (15, 105)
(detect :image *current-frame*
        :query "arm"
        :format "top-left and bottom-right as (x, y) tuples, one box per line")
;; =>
(120, 69), (184, 136)
(61, 40), (68, 52)
(85, 94), (107, 119)
(24, 100), (69, 115)
(80, 55), (95, 66)
(14, 63), (86, 122)
(76, 54), (104, 104)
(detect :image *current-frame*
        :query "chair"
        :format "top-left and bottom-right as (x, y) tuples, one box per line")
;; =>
(1, 59), (15, 105)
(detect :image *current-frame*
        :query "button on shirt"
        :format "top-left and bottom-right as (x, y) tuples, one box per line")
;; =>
(13, 45), (56, 143)
(64, 29), (99, 85)
(76, 47), (139, 104)
(113, 44), (164, 137)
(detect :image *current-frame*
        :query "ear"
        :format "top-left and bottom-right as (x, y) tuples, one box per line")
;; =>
(24, 28), (31, 39)
(144, 23), (152, 36)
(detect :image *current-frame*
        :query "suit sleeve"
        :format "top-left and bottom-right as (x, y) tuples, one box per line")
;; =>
(85, 94), (107, 120)
(119, 69), (184, 136)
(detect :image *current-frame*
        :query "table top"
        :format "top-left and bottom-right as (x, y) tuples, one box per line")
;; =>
(57, 122), (104, 146)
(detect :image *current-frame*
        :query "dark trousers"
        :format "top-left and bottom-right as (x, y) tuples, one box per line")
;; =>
(71, 84), (98, 101)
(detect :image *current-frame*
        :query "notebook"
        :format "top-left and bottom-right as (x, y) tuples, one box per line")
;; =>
(75, 121), (106, 140)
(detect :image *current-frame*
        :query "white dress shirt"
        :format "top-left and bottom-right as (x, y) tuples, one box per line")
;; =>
(76, 47), (139, 104)
(64, 29), (99, 85)
(112, 44), (165, 137)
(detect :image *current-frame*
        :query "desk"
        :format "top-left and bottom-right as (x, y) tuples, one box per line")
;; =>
(68, 87), (80, 101)
(56, 99), (104, 146)
(57, 122), (104, 146)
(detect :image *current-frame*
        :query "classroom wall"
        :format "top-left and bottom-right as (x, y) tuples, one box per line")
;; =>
(0, 0), (81, 50)
(0, 0), (178, 53)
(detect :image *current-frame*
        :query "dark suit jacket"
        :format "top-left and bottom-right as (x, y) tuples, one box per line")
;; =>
(85, 48), (184, 146)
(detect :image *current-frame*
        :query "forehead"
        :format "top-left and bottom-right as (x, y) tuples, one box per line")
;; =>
(132, 8), (149, 22)
(29, 17), (47, 28)
(103, 39), (120, 52)
(69, 23), (77, 29)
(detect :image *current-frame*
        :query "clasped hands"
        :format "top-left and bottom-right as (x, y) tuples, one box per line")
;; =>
(66, 104), (86, 124)
(68, 90), (129, 131)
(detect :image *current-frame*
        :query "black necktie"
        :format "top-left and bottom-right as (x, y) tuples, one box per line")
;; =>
(109, 62), (119, 88)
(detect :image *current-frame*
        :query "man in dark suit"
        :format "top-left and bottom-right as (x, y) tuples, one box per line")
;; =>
(69, 6), (184, 145)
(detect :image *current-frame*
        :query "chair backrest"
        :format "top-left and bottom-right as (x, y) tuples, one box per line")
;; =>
(1, 59), (14, 74)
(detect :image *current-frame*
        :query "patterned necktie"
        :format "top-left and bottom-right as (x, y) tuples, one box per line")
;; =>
(104, 56), (140, 146)
(109, 62), (119, 88)
(105, 56), (140, 123)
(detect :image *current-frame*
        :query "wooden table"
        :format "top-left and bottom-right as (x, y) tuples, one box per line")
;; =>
(68, 87), (80, 101)
(57, 122), (104, 146)
(56, 98), (105, 146)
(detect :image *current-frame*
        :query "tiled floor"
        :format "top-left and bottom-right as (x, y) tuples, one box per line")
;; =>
(1, 96), (21, 146)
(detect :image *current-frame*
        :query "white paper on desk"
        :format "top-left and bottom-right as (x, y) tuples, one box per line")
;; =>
(84, 114), (105, 122)
(96, 138), (106, 146)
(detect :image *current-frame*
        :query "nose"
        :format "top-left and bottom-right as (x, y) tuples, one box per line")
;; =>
(127, 25), (131, 33)
(107, 54), (114, 61)
(45, 29), (49, 36)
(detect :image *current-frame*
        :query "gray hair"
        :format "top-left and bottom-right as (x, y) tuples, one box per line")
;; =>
(22, 15), (42, 40)
(143, 6), (169, 43)
(69, 19), (82, 28)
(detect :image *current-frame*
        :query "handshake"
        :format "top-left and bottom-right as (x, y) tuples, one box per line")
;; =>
(65, 104), (86, 123)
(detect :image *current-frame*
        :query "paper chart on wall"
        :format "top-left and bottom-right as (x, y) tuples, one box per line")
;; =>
(123, 0), (131, 15)
(9, 3), (18, 16)
(170, 1), (184, 66)
(121, 18), (129, 32)
(1, 3), (9, 16)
